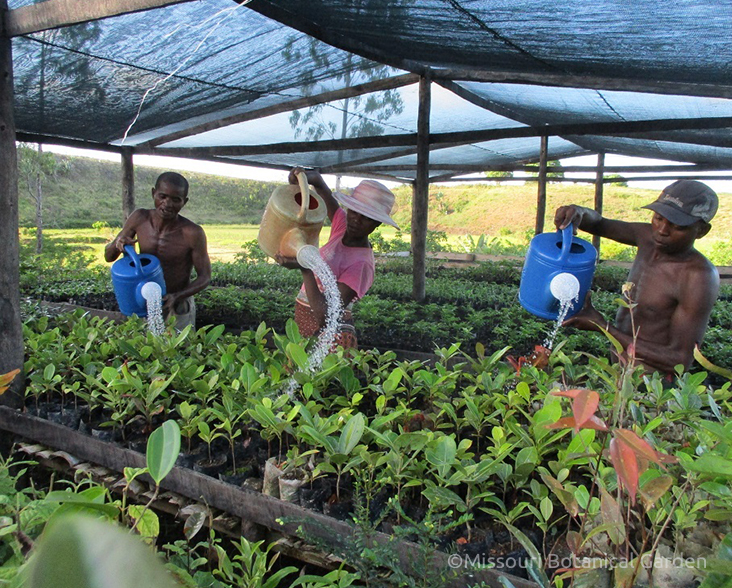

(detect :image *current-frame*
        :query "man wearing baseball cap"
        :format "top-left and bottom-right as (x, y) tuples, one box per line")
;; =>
(554, 180), (720, 374)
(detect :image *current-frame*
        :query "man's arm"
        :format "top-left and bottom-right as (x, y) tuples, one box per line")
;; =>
(164, 226), (211, 310)
(565, 267), (719, 373)
(104, 210), (144, 262)
(554, 205), (644, 246)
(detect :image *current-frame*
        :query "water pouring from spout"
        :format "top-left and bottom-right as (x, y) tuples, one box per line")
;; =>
(140, 281), (165, 336)
(544, 272), (581, 349)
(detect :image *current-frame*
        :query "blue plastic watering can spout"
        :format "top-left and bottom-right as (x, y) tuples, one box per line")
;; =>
(558, 225), (574, 263)
(123, 245), (143, 277)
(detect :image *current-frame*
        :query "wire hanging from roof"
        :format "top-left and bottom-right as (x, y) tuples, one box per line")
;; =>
(121, 0), (251, 145)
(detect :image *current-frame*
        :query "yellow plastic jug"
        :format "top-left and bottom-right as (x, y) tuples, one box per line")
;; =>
(258, 172), (327, 259)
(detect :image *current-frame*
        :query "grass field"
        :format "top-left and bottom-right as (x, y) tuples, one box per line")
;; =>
(32, 179), (732, 265)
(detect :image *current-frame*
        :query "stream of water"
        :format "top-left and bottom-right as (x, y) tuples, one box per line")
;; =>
(285, 245), (344, 395)
(141, 282), (165, 337)
(543, 273), (580, 349)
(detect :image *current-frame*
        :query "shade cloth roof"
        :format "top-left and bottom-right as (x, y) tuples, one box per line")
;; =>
(9, 0), (732, 182)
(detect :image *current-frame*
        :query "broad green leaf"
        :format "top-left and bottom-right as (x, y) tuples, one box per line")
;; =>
(27, 514), (179, 588)
(286, 342), (310, 372)
(695, 346), (732, 381)
(43, 364), (55, 381)
(700, 533), (732, 588)
(422, 485), (465, 510)
(127, 505), (160, 545)
(146, 420), (181, 485)
(425, 435), (457, 479)
(338, 413), (365, 455)
(502, 523), (550, 585)
(681, 453), (732, 479)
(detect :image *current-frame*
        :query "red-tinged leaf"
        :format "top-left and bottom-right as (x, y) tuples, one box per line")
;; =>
(656, 452), (678, 465)
(610, 437), (639, 504)
(640, 475), (674, 510)
(545, 416), (577, 430)
(572, 390), (600, 431)
(600, 487), (626, 545)
(584, 415), (609, 431)
(614, 429), (670, 467)
(551, 389), (583, 399)
(566, 530), (582, 554)
(626, 341), (637, 360)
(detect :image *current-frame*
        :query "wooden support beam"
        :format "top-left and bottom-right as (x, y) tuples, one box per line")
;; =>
(16, 132), (124, 153)
(535, 136), (548, 235)
(5, 0), (197, 37)
(151, 116), (732, 158)
(352, 163), (730, 174)
(593, 152), (604, 253)
(412, 75), (431, 302)
(433, 68), (732, 101)
(0, 0), (22, 408)
(145, 73), (418, 148)
(121, 147), (135, 219)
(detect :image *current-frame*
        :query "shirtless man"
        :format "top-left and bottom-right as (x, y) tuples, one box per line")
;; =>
(104, 172), (211, 330)
(554, 180), (719, 374)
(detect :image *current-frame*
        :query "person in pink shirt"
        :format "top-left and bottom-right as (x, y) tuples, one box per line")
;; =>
(275, 168), (399, 349)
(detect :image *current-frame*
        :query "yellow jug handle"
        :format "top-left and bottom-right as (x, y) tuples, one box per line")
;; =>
(296, 171), (310, 223)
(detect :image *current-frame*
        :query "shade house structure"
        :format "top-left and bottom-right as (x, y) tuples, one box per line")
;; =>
(3, 0), (732, 398)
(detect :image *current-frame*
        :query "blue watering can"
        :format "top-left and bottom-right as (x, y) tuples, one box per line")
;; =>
(111, 245), (166, 317)
(519, 225), (597, 321)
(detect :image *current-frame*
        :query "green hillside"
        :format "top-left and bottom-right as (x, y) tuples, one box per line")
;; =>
(17, 151), (281, 229)
(391, 182), (732, 240)
(17, 150), (732, 244)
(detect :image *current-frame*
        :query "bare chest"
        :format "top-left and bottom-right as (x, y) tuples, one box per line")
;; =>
(625, 256), (682, 319)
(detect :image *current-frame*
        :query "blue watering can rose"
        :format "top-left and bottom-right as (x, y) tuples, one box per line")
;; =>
(519, 225), (597, 321)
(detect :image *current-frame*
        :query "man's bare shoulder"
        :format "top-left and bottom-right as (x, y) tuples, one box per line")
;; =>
(126, 208), (153, 226)
(177, 216), (207, 240)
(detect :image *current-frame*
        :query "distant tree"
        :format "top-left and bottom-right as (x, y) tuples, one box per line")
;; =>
(527, 160), (565, 182)
(484, 170), (514, 183)
(18, 143), (62, 254)
(605, 174), (629, 187)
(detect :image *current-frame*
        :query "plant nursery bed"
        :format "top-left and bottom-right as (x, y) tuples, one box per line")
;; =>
(0, 406), (538, 588)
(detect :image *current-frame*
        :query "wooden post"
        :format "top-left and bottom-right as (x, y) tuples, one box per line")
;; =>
(535, 135), (548, 235)
(593, 152), (605, 254)
(0, 0), (23, 408)
(412, 74), (431, 302)
(121, 147), (135, 218)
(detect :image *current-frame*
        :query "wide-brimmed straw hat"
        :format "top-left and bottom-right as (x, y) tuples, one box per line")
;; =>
(334, 180), (399, 229)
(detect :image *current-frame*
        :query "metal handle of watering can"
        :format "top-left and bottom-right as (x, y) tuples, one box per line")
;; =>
(558, 224), (574, 262)
(123, 244), (143, 277)
(296, 171), (311, 223)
